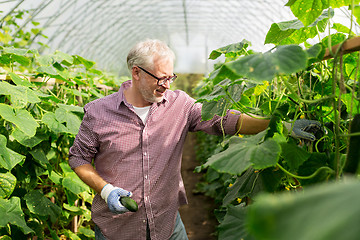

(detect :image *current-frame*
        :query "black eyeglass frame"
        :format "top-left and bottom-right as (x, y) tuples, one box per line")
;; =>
(136, 65), (177, 86)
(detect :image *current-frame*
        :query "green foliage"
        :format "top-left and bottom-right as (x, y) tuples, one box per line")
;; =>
(265, 9), (333, 45)
(0, 10), (124, 239)
(246, 179), (360, 240)
(203, 131), (281, 175)
(194, 2), (360, 239)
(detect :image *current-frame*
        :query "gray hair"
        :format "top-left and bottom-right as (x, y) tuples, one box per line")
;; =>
(127, 39), (175, 71)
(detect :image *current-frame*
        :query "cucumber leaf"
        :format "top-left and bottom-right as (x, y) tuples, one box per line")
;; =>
(0, 197), (34, 234)
(247, 179), (360, 240)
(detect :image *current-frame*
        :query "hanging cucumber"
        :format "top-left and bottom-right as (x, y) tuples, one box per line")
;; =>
(120, 196), (138, 212)
(343, 114), (360, 174)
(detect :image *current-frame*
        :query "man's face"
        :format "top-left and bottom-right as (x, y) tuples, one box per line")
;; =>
(138, 56), (174, 104)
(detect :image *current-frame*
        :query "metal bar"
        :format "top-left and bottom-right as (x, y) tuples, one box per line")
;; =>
(182, 0), (189, 45)
(28, 0), (77, 48)
(10, 0), (53, 42)
(0, 0), (25, 24)
(44, 0), (101, 50)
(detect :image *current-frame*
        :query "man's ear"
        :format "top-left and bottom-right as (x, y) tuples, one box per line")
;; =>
(132, 66), (140, 81)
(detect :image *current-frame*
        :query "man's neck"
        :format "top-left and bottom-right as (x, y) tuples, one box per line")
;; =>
(124, 86), (151, 107)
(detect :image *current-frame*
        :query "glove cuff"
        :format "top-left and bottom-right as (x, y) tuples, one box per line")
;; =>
(100, 183), (116, 203)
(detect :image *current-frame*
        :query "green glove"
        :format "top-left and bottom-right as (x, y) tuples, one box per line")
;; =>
(284, 119), (322, 141)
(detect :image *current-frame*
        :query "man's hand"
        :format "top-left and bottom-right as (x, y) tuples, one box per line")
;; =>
(284, 119), (322, 141)
(101, 184), (132, 214)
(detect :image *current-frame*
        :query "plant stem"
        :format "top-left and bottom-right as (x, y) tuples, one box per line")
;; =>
(340, 132), (360, 137)
(277, 163), (334, 180)
(331, 56), (341, 179)
(282, 78), (335, 104)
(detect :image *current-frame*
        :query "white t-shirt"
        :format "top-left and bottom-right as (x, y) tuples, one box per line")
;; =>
(133, 106), (151, 124)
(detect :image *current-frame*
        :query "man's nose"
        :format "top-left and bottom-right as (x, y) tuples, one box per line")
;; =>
(162, 79), (171, 89)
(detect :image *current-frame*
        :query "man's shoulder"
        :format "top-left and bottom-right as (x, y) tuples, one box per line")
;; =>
(84, 91), (120, 112)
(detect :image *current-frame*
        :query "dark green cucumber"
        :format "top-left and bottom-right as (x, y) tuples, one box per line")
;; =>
(344, 114), (360, 174)
(120, 196), (138, 212)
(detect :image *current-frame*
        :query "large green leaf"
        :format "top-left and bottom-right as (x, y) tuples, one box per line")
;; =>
(36, 54), (54, 66)
(280, 142), (310, 170)
(207, 65), (241, 85)
(223, 168), (261, 206)
(332, 23), (355, 35)
(29, 148), (50, 167)
(57, 103), (83, 113)
(42, 112), (67, 134)
(306, 43), (325, 64)
(48, 170), (62, 185)
(198, 79), (245, 104)
(247, 179), (360, 240)
(0, 103), (39, 136)
(203, 131), (280, 175)
(225, 45), (307, 82)
(223, 166), (285, 208)
(10, 128), (46, 148)
(78, 227), (95, 238)
(73, 55), (95, 69)
(354, 5), (360, 26)
(24, 190), (62, 223)
(43, 105), (82, 135)
(0, 197), (34, 234)
(36, 65), (58, 76)
(297, 152), (332, 186)
(0, 172), (16, 198)
(8, 72), (34, 87)
(218, 204), (254, 240)
(342, 93), (360, 117)
(0, 134), (25, 170)
(197, 79), (230, 102)
(0, 135), (11, 167)
(2, 46), (29, 55)
(53, 50), (74, 65)
(62, 172), (90, 195)
(60, 162), (90, 194)
(55, 107), (82, 135)
(2, 47), (31, 66)
(287, 0), (358, 27)
(201, 98), (229, 121)
(0, 81), (41, 107)
(209, 40), (251, 60)
(265, 9), (333, 45)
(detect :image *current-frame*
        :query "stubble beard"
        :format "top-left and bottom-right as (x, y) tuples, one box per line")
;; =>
(139, 79), (163, 104)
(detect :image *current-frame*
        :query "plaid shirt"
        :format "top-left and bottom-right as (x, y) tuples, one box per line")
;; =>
(69, 80), (239, 240)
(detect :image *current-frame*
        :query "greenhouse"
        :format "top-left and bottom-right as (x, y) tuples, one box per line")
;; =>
(1, 0), (360, 239)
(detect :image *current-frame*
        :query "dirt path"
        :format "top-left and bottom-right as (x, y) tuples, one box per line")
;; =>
(179, 132), (218, 240)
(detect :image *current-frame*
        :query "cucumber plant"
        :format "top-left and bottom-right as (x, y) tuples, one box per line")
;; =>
(194, 1), (360, 239)
(0, 10), (123, 239)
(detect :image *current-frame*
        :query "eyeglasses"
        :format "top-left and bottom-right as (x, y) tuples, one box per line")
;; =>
(136, 65), (177, 86)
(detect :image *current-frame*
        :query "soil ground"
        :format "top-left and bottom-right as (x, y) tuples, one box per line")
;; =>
(179, 132), (218, 240)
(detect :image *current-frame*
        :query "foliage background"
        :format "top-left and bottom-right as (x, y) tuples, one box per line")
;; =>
(192, 1), (360, 239)
(1, 1), (360, 239)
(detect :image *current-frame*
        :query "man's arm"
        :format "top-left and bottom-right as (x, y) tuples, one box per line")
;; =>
(236, 113), (323, 141)
(73, 164), (107, 193)
(236, 113), (270, 135)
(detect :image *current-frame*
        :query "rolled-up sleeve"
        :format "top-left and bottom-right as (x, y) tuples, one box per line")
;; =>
(68, 105), (99, 169)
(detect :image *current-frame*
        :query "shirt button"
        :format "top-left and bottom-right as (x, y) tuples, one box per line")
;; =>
(145, 175), (148, 179)
(145, 196), (148, 201)
(143, 152), (147, 156)
(143, 220), (146, 223)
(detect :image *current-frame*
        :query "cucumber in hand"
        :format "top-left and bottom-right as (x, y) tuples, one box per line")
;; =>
(120, 196), (138, 212)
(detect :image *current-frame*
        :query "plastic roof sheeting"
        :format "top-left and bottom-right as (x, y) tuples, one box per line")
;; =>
(0, 0), (351, 76)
